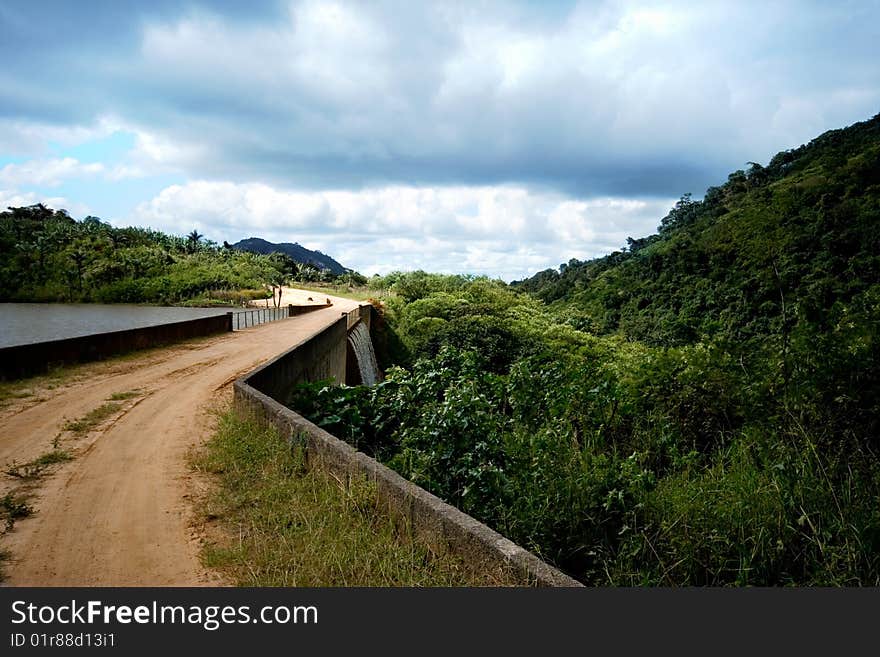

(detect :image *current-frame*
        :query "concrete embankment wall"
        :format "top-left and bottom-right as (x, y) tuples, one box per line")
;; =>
(0, 313), (233, 380)
(288, 303), (330, 317)
(234, 305), (582, 587)
(244, 317), (347, 403)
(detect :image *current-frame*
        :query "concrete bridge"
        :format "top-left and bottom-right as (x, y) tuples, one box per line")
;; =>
(0, 288), (577, 586)
(0, 290), (360, 585)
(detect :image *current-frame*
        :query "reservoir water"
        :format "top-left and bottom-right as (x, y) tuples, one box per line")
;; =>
(0, 303), (230, 348)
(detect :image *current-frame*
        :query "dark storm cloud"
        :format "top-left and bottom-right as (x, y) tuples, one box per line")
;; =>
(1, 0), (879, 198)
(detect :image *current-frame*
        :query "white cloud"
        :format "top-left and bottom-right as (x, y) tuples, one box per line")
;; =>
(0, 124), (202, 185)
(130, 180), (675, 280)
(0, 116), (123, 157)
(0, 158), (105, 187)
(0, 189), (91, 217)
(103, 129), (208, 180)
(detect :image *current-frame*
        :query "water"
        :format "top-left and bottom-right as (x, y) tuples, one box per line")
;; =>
(0, 303), (231, 348)
(347, 322), (381, 386)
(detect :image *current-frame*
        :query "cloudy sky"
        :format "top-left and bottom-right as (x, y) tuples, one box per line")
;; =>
(1, 1), (878, 279)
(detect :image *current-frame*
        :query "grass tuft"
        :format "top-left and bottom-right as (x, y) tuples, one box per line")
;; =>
(5, 449), (72, 480)
(107, 390), (141, 401)
(1, 492), (33, 532)
(0, 385), (33, 404)
(63, 402), (121, 434)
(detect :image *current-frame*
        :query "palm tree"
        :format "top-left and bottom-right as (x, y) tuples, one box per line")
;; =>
(186, 229), (203, 253)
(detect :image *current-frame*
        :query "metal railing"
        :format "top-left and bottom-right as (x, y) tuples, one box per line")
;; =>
(232, 306), (288, 331)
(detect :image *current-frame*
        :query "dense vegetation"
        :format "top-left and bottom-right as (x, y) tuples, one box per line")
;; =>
(290, 114), (880, 585)
(0, 205), (363, 305)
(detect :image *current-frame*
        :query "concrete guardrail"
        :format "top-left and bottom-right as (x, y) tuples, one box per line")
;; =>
(0, 312), (234, 380)
(234, 306), (583, 587)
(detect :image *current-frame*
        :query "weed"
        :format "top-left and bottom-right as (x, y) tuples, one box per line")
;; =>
(107, 390), (141, 401)
(63, 402), (121, 434)
(5, 450), (72, 480)
(1, 493), (33, 532)
(0, 386), (33, 404)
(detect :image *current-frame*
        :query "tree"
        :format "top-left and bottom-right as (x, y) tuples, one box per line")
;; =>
(186, 230), (203, 254)
(658, 193), (700, 234)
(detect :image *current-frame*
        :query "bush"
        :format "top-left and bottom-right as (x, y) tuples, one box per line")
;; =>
(288, 270), (880, 585)
(94, 279), (147, 303)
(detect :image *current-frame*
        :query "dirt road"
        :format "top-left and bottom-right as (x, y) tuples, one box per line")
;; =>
(0, 291), (359, 586)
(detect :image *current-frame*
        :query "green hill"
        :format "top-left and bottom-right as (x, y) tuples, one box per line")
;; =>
(515, 113), (880, 350)
(516, 114), (880, 441)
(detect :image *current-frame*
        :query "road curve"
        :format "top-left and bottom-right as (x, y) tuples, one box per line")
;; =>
(0, 292), (359, 586)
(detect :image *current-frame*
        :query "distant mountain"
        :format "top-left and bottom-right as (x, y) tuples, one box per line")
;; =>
(232, 238), (347, 275)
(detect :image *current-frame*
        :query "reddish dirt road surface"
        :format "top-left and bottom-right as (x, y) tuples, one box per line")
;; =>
(0, 290), (359, 586)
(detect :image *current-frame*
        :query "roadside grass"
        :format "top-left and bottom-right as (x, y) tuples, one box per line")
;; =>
(1, 361), (81, 394)
(5, 449), (72, 480)
(107, 389), (141, 401)
(63, 402), (121, 434)
(194, 409), (512, 586)
(291, 283), (390, 302)
(0, 383), (34, 405)
(181, 288), (271, 307)
(0, 369), (73, 407)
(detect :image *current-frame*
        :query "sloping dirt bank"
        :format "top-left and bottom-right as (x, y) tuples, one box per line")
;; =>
(0, 293), (359, 586)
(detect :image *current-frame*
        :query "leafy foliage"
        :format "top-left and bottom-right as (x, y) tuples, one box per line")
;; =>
(0, 205), (363, 304)
(291, 115), (880, 585)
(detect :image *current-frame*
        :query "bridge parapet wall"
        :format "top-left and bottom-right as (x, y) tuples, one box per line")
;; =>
(235, 303), (582, 587)
(1, 312), (233, 380)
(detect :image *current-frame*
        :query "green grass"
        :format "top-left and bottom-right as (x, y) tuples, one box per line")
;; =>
(193, 409), (513, 586)
(107, 390), (141, 401)
(63, 402), (121, 434)
(5, 449), (72, 480)
(0, 383), (34, 404)
(0, 361), (96, 406)
(178, 288), (271, 307)
(1, 492), (33, 533)
(292, 282), (390, 302)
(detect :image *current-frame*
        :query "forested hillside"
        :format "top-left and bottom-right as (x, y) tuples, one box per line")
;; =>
(0, 205), (352, 304)
(514, 111), (880, 459)
(516, 113), (880, 351)
(292, 115), (880, 585)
